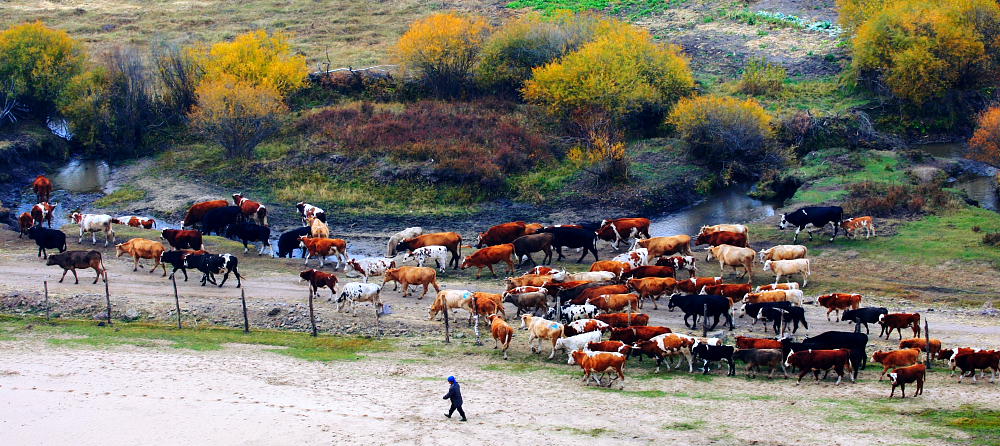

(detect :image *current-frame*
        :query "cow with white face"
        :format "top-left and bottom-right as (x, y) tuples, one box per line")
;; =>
(71, 213), (116, 246)
(401, 245), (450, 272)
(612, 248), (649, 268)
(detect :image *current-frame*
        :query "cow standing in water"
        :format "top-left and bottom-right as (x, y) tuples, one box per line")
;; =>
(33, 175), (52, 203)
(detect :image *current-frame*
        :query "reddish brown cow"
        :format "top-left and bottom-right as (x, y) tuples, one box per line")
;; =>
(160, 229), (203, 250)
(872, 348), (921, 380)
(31, 202), (56, 228)
(299, 268), (338, 300)
(879, 313), (921, 340)
(588, 293), (639, 313)
(695, 231), (748, 248)
(589, 260), (632, 278)
(571, 284), (630, 305)
(701, 284), (752, 301)
(183, 200), (228, 228)
(608, 326), (671, 344)
(232, 193), (268, 226)
(954, 351), (1000, 383)
(587, 341), (632, 356)
(785, 348), (854, 385)
(477, 221), (526, 248)
(33, 175), (52, 203)
(889, 364), (926, 398)
(900, 338), (942, 356)
(597, 218), (651, 249)
(460, 243), (515, 278)
(572, 350), (626, 389)
(817, 293), (862, 321)
(735, 336), (783, 350)
(623, 265), (676, 279)
(675, 277), (724, 294)
(595, 313), (649, 328)
(397, 232), (463, 269)
(17, 212), (33, 238)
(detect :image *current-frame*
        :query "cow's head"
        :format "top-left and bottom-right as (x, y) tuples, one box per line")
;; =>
(762, 260), (772, 271)
(519, 314), (532, 329)
(299, 269), (316, 282)
(115, 243), (129, 257)
(459, 257), (472, 270)
(475, 233), (485, 248)
(232, 193), (243, 204)
(887, 372), (899, 384)
(777, 214), (790, 229)
(71, 212), (82, 224)
(295, 202), (305, 213)
(45, 255), (60, 266)
(396, 238), (415, 253)
(695, 232), (709, 245)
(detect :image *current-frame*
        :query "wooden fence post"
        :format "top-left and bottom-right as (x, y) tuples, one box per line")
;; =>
(443, 301), (451, 344)
(924, 318), (932, 369)
(241, 288), (250, 334)
(104, 277), (112, 326)
(308, 287), (317, 337)
(172, 275), (182, 329)
(43, 281), (50, 321)
(472, 294), (482, 346)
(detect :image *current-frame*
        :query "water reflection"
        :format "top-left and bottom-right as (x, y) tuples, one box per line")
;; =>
(54, 159), (110, 193)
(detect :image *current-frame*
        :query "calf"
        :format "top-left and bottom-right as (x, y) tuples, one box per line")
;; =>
(545, 304), (599, 323)
(564, 318), (610, 336)
(159, 249), (207, 281)
(503, 288), (548, 317)
(299, 236), (349, 269)
(817, 293), (862, 321)
(232, 193), (268, 226)
(295, 202), (325, 224)
(520, 315), (564, 360)
(45, 250), (107, 284)
(777, 206), (843, 242)
(402, 246), (450, 273)
(555, 330), (603, 364)
(738, 301), (792, 330)
(842, 216), (876, 239)
(347, 257), (396, 283)
(382, 266), (440, 299)
(888, 364), (925, 398)
(300, 268), (339, 300)
(512, 233), (554, 266)
(572, 350), (626, 389)
(489, 314), (515, 360)
(17, 212), (33, 238)
(161, 229), (203, 251)
(335, 282), (383, 315)
(878, 313), (921, 340)
(224, 223), (272, 255)
(840, 307), (888, 334)
(632, 333), (695, 373)
(785, 348), (853, 385)
(692, 343), (735, 376)
(201, 253), (243, 288)
(872, 348), (921, 381)
(611, 248), (648, 269)
(307, 216), (330, 239)
(27, 226), (67, 259)
(71, 212), (116, 246)
(656, 255), (697, 278)
(115, 238), (167, 276)
(460, 243), (515, 278)
(734, 348), (788, 379)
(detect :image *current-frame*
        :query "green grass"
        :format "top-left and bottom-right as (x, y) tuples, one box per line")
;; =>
(789, 150), (907, 204)
(506, 0), (686, 18)
(556, 426), (614, 437)
(914, 406), (1000, 446)
(663, 420), (706, 430)
(93, 185), (147, 209)
(510, 159), (579, 204)
(587, 387), (667, 397)
(0, 315), (393, 362)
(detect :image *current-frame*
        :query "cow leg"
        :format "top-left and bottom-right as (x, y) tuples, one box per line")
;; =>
(555, 246), (564, 261)
(58, 269), (69, 283)
(71, 269), (79, 284)
(488, 264), (498, 278)
(218, 272), (229, 287)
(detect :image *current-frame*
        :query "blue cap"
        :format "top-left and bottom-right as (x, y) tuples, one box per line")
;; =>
(447, 376), (456, 382)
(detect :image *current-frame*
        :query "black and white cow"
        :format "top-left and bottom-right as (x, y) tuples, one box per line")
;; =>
(739, 301), (792, 330)
(840, 307), (889, 334)
(187, 253), (243, 288)
(295, 202), (326, 224)
(757, 306), (809, 334)
(777, 206), (844, 242)
(225, 222), (272, 255)
(161, 250), (196, 281)
(546, 303), (600, 323)
(692, 342), (735, 376)
(335, 282), (383, 314)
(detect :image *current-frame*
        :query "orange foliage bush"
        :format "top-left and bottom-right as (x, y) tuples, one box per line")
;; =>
(969, 106), (1000, 167)
(395, 12), (490, 97)
(189, 76), (288, 158)
(187, 30), (308, 97)
(0, 21), (86, 110)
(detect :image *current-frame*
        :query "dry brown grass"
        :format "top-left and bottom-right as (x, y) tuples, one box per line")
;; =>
(0, 0), (495, 66)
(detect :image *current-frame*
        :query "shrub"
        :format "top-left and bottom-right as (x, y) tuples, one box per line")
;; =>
(189, 76), (288, 159)
(843, 181), (958, 217)
(851, 0), (1000, 106)
(668, 95), (781, 180)
(566, 112), (628, 182)
(0, 21), (86, 114)
(300, 101), (551, 191)
(187, 30), (308, 97)
(968, 105), (1000, 167)
(737, 57), (786, 96)
(395, 12), (490, 98)
(983, 232), (1000, 246)
(836, 0), (890, 32)
(475, 12), (610, 96)
(153, 41), (199, 122)
(523, 23), (693, 123)
(61, 47), (159, 157)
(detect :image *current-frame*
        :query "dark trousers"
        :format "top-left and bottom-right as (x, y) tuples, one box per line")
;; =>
(447, 402), (466, 419)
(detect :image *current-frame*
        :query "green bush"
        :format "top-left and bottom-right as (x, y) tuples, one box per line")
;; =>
(738, 57), (786, 96)
(0, 21), (86, 114)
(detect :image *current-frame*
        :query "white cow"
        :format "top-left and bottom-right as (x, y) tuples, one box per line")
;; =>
(346, 257), (396, 283)
(71, 212), (115, 246)
(335, 282), (383, 315)
(612, 248), (649, 268)
(550, 270), (617, 283)
(555, 330), (603, 364)
(387, 226), (423, 257)
(402, 246), (450, 272)
(763, 259), (812, 287)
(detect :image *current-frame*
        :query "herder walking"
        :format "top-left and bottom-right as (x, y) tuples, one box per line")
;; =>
(443, 376), (467, 421)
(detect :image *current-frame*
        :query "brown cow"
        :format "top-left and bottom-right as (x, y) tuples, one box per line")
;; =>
(888, 364), (925, 398)
(477, 221), (526, 248)
(626, 277), (677, 310)
(785, 349), (854, 385)
(899, 338), (942, 357)
(872, 348), (921, 380)
(17, 212), (33, 238)
(397, 232), (463, 269)
(505, 274), (554, 290)
(160, 229), (203, 251)
(467, 292), (506, 325)
(701, 284), (752, 302)
(299, 236), (349, 269)
(489, 314), (515, 360)
(183, 200), (228, 228)
(588, 293), (639, 313)
(595, 312), (649, 328)
(675, 277), (723, 294)
(232, 193), (268, 226)
(735, 336), (783, 350)
(695, 231), (748, 248)
(45, 250), (107, 284)
(597, 218), (651, 250)
(382, 266), (440, 299)
(608, 326), (671, 344)
(571, 284), (630, 305)
(635, 235), (692, 257)
(115, 238), (168, 276)
(572, 350), (626, 389)
(31, 202), (56, 228)
(589, 260), (632, 279)
(587, 341), (632, 356)
(817, 293), (862, 321)
(622, 265), (675, 280)
(32, 175), (52, 203)
(460, 243), (515, 278)
(299, 268), (339, 300)
(879, 313), (921, 340)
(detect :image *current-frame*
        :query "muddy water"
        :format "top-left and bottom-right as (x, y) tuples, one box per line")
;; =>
(52, 159), (110, 193)
(648, 185), (778, 237)
(917, 143), (999, 211)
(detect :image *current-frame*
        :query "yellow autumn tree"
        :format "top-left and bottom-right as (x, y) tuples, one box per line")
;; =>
(188, 30), (308, 97)
(188, 75), (288, 158)
(0, 21), (86, 112)
(522, 23), (693, 120)
(395, 12), (490, 97)
(836, 0), (891, 32)
(969, 106), (1000, 167)
(851, 0), (1000, 105)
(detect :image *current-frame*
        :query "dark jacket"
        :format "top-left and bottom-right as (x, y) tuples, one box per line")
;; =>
(443, 382), (463, 405)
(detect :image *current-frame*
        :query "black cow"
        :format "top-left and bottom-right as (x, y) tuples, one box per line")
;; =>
(840, 307), (889, 334)
(45, 250), (106, 284)
(802, 331), (869, 379)
(536, 226), (599, 263)
(201, 206), (243, 236)
(778, 206), (844, 242)
(758, 306), (809, 334)
(739, 301), (792, 329)
(692, 343), (735, 376)
(667, 294), (733, 330)
(733, 348), (788, 379)
(27, 226), (67, 259)
(512, 233), (554, 267)
(276, 226), (311, 258)
(224, 223), (272, 256)
(159, 250), (202, 281)
(186, 253), (243, 288)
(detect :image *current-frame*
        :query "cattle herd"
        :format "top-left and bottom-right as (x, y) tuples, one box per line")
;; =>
(12, 175), (1000, 398)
